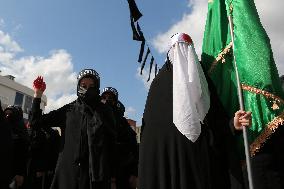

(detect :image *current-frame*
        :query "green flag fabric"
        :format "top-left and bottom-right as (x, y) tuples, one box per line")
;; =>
(201, 0), (284, 157)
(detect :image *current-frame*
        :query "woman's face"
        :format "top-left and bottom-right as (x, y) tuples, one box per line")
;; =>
(101, 92), (116, 106)
(79, 77), (95, 91)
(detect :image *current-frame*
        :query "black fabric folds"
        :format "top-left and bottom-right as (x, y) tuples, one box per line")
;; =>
(130, 16), (141, 41)
(147, 56), (154, 82)
(82, 87), (100, 107)
(138, 40), (145, 63)
(29, 98), (116, 189)
(139, 64), (245, 189)
(127, 0), (142, 22)
(136, 22), (144, 40)
(141, 48), (150, 70)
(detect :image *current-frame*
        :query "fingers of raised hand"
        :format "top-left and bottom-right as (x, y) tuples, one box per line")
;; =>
(33, 76), (46, 92)
(42, 82), (46, 91)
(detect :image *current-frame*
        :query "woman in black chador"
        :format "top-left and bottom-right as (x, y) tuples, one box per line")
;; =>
(29, 69), (116, 189)
(101, 87), (138, 189)
(0, 102), (29, 189)
(0, 100), (13, 189)
(139, 33), (252, 189)
(3, 105), (29, 189)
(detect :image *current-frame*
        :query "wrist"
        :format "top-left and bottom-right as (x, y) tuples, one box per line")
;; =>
(34, 92), (42, 98)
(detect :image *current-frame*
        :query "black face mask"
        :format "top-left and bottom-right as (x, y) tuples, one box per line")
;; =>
(83, 87), (100, 106)
(105, 99), (116, 107)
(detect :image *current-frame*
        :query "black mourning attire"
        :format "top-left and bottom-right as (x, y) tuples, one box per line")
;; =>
(101, 88), (138, 189)
(247, 127), (284, 189)
(0, 106), (30, 189)
(114, 111), (138, 189)
(139, 64), (244, 189)
(0, 102), (13, 189)
(29, 97), (116, 189)
(28, 127), (61, 189)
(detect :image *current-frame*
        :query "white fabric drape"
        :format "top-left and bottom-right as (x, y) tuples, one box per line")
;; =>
(169, 39), (210, 142)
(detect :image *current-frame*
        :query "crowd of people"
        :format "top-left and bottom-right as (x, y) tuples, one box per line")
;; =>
(0, 103), (61, 189)
(1, 33), (284, 189)
(0, 70), (138, 189)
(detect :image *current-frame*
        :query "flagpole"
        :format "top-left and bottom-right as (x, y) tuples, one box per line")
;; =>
(228, 15), (255, 189)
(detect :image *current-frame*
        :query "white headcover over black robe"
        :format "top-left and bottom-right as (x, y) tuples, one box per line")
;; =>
(138, 33), (244, 189)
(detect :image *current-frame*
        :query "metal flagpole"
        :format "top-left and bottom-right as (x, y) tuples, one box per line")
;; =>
(228, 15), (254, 189)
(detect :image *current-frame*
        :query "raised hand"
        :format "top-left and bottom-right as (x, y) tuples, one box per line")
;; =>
(33, 76), (46, 98)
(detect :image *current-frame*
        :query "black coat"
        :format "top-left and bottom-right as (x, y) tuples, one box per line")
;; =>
(0, 103), (13, 184)
(139, 64), (244, 189)
(0, 102), (29, 189)
(29, 127), (60, 172)
(29, 98), (116, 189)
(114, 113), (138, 189)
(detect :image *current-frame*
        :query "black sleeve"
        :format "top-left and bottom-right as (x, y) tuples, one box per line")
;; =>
(29, 98), (71, 129)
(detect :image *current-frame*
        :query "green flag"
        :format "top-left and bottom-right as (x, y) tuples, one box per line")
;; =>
(201, 0), (284, 157)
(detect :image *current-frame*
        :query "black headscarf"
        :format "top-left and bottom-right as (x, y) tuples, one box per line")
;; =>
(77, 69), (101, 107)
(4, 105), (29, 142)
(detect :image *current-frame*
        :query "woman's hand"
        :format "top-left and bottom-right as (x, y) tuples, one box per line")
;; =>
(15, 175), (24, 187)
(33, 76), (46, 98)
(233, 110), (252, 131)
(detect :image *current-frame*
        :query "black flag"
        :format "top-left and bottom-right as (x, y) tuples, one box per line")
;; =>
(127, 0), (142, 22)
(138, 40), (145, 63)
(140, 48), (150, 74)
(130, 16), (141, 41)
(131, 21), (144, 41)
(147, 56), (154, 82)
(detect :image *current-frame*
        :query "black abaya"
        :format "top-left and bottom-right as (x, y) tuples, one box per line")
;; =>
(139, 64), (244, 189)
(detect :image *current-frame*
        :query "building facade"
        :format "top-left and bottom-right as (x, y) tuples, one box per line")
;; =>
(127, 118), (141, 143)
(0, 74), (47, 121)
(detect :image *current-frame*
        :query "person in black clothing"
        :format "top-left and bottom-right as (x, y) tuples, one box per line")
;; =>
(29, 69), (116, 189)
(0, 101), (13, 189)
(139, 33), (251, 189)
(101, 87), (138, 189)
(28, 127), (60, 189)
(43, 127), (61, 188)
(3, 105), (30, 189)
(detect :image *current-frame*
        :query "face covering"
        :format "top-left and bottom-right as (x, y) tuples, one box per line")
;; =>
(105, 99), (116, 107)
(83, 87), (100, 105)
(78, 86), (88, 98)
